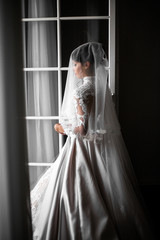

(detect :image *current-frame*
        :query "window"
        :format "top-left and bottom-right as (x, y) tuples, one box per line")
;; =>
(22, 0), (116, 189)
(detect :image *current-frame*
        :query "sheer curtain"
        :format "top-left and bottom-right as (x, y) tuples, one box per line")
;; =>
(24, 0), (59, 189)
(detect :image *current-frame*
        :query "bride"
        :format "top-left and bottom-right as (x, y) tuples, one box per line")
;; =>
(31, 42), (153, 240)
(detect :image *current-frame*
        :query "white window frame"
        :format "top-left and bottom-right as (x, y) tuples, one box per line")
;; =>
(22, 0), (116, 167)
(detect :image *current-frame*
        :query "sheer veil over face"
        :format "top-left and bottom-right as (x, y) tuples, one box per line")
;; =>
(60, 42), (120, 139)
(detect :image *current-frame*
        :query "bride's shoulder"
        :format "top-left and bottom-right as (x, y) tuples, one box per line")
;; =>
(73, 83), (94, 100)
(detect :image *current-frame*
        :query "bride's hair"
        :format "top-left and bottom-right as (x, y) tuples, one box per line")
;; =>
(71, 43), (94, 65)
(71, 42), (107, 70)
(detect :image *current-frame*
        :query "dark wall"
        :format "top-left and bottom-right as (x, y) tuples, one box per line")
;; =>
(117, 0), (160, 185)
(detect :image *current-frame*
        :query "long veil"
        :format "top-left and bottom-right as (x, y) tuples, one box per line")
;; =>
(60, 42), (120, 138)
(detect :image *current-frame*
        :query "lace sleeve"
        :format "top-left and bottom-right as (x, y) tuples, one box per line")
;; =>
(61, 81), (95, 137)
(73, 97), (88, 135)
(72, 84), (94, 136)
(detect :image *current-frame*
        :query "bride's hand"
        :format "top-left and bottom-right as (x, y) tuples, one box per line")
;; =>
(54, 123), (66, 135)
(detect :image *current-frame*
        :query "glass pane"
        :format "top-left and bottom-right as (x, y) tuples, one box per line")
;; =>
(23, 0), (57, 18)
(24, 21), (57, 67)
(26, 120), (59, 163)
(24, 71), (58, 116)
(61, 71), (68, 145)
(61, 20), (108, 66)
(29, 166), (50, 190)
(60, 0), (108, 16)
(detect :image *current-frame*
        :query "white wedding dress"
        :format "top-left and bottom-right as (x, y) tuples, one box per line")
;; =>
(31, 77), (153, 240)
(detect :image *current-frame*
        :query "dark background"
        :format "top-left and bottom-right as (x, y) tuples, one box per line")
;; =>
(116, 1), (160, 238)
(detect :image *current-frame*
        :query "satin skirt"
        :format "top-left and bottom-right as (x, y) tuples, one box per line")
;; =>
(31, 135), (153, 240)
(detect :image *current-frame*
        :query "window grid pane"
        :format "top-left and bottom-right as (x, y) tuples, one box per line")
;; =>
(23, 0), (115, 185)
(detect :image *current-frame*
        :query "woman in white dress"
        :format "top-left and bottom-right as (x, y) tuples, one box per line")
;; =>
(31, 42), (153, 240)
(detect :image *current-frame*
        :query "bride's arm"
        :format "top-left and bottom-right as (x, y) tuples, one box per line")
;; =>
(55, 94), (92, 136)
(73, 98), (87, 136)
(54, 99), (86, 136)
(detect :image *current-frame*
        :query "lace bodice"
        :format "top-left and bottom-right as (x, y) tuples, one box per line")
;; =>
(62, 76), (95, 138)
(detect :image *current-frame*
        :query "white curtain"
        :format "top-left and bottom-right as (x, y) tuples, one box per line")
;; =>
(25, 0), (59, 189)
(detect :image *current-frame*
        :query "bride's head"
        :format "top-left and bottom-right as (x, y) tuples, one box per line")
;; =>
(72, 43), (95, 79)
